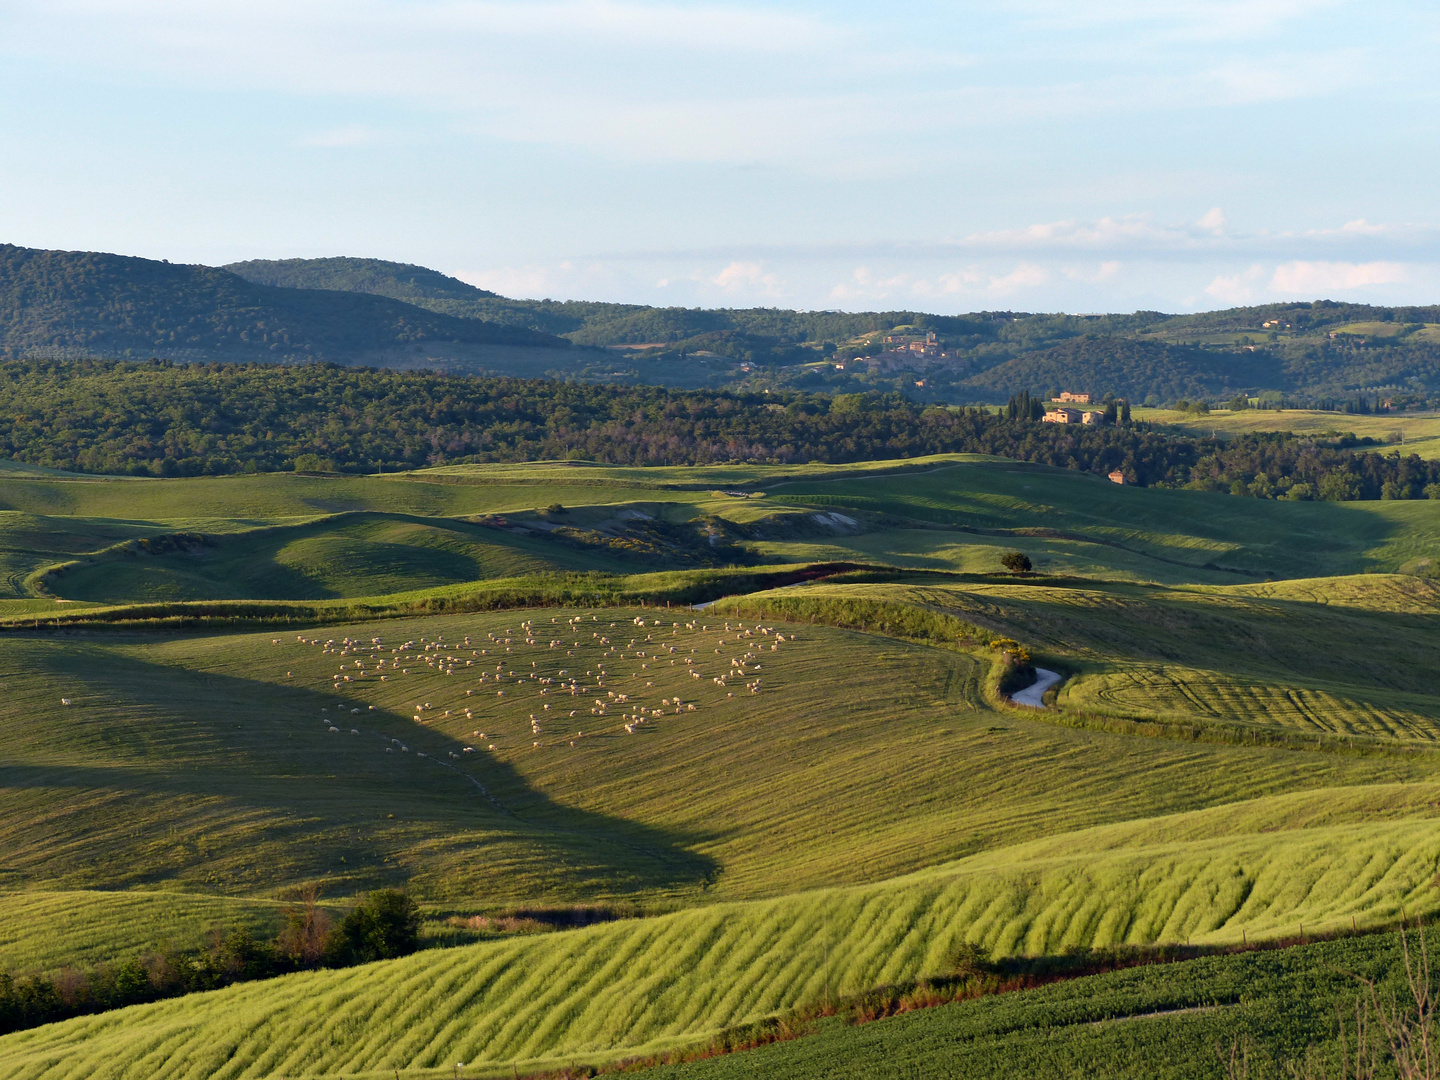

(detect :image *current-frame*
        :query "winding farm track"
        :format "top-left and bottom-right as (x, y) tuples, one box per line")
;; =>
(1011, 668), (1061, 708)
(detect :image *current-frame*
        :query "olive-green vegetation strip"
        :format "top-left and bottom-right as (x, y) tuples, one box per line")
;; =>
(637, 928), (1431, 1080)
(2, 788), (1438, 1079)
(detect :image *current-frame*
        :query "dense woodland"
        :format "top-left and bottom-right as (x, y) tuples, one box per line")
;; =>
(0, 246), (566, 361)
(1, 356), (1436, 501)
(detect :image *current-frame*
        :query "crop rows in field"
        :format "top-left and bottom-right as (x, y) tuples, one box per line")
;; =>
(2, 787), (1438, 1078)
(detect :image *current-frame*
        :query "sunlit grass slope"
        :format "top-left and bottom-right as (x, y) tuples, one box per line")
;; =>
(3, 786), (1439, 1079)
(735, 573), (1440, 743)
(3, 606), (1431, 917)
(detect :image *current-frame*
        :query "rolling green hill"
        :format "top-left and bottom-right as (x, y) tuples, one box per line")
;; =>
(6, 453), (1440, 1076)
(633, 928), (1427, 1080)
(224, 257), (500, 303)
(11, 455), (1440, 604)
(6, 244), (1439, 406)
(38, 513), (650, 602)
(2, 787), (1438, 1077)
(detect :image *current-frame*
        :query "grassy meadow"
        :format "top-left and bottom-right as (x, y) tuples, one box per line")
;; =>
(1136, 404), (1440, 459)
(715, 572), (1440, 744)
(5, 453), (1440, 1076)
(7, 454), (1440, 603)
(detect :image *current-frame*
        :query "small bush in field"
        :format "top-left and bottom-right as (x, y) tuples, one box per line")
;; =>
(1000, 551), (1032, 574)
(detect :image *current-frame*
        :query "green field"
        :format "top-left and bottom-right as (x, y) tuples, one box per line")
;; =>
(723, 573), (1440, 744)
(633, 928), (1430, 1080)
(5, 454), (1440, 1076)
(1137, 405), (1440, 459)
(9, 454), (1440, 604)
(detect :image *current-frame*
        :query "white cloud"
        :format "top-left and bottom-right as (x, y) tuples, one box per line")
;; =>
(1270, 260), (1409, 293)
(1003, 0), (1350, 43)
(1196, 207), (1226, 233)
(0, 0), (1383, 167)
(986, 263), (1049, 295)
(710, 260), (782, 295)
(1205, 264), (1265, 304)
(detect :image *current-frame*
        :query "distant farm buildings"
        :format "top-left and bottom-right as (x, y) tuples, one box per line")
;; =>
(1044, 408), (1102, 425)
(1057, 391), (1092, 404)
(1108, 470), (1126, 485)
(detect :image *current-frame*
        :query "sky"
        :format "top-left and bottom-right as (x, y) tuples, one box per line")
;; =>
(1, 0), (1438, 314)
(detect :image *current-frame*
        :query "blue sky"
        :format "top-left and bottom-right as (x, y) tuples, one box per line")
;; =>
(2, 0), (1438, 313)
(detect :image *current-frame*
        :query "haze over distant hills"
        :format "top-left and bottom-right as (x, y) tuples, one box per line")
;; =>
(5, 244), (1440, 405)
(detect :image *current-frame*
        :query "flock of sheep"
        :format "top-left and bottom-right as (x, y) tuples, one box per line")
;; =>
(272, 612), (797, 777)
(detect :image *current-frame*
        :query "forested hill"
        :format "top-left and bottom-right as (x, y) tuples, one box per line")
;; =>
(225, 256), (1440, 406)
(10, 244), (1440, 404)
(0, 356), (1434, 502)
(960, 338), (1286, 403)
(224, 257), (500, 302)
(0, 245), (570, 365)
(222, 256), (985, 346)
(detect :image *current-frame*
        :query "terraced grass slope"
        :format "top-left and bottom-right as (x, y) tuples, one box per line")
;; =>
(724, 573), (1440, 744)
(3, 786), (1438, 1078)
(7, 457), (1440, 1078)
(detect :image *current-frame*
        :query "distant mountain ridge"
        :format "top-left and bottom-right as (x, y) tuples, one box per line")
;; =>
(224, 256), (500, 303)
(7, 244), (1440, 405)
(0, 245), (570, 367)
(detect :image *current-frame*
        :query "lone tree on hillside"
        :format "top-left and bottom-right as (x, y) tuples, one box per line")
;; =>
(1000, 551), (1033, 574)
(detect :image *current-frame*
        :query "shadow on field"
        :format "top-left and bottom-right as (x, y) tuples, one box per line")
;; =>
(43, 511), (637, 604)
(0, 637), (719, 898)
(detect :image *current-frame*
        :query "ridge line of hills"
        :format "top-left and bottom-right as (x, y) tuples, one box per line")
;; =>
(3, 243), (1440, 404)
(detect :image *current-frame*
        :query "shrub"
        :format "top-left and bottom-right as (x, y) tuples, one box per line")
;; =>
(329, 891), (420, 965)
(1000, 551), (1032, 574)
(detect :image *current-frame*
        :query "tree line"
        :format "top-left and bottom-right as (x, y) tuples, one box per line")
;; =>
(0, 356), (1436, 500)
